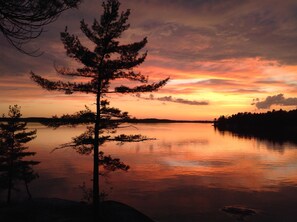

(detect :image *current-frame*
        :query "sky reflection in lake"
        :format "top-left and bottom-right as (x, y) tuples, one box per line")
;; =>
(6, 123), (297, 222)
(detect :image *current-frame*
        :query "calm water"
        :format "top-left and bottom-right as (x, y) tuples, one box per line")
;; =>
(3, 123), (297, 221)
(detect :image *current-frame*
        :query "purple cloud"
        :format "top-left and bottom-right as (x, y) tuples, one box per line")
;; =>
(137, 94), (209, 106)
(253, 94), (297, 109)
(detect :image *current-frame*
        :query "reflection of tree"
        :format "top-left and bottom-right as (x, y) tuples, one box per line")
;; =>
(0, 105), (39, 203)
(216, 129), (293, 154)
(31, 0), (168, 214)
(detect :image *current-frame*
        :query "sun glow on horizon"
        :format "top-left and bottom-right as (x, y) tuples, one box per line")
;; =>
(1, 0), (297, 120)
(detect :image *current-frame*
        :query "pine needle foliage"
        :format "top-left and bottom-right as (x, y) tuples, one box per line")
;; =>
(0, 105), (39, 203)
(30, 0), (168, 212)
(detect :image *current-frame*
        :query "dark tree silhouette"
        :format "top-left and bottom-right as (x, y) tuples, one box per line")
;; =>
(214, 109), (297, 145)
(0, 105), (39, 203)
(30, 0), (169, 215)
(215, 109), (297, 129)
(0, 0), (81, 55)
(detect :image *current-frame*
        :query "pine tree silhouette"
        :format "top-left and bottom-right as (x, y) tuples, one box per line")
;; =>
(0, 105), (39, 203)
(31, 0), (169, 215)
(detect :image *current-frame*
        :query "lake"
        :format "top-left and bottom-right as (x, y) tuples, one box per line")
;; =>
(3, 123), (297, 221)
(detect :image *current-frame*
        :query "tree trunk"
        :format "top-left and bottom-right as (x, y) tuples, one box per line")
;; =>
(7, 173), (12, 204)
(93, 91), (100, 220)
(7, 159), (13, 204)
(24, 180), (32, 200)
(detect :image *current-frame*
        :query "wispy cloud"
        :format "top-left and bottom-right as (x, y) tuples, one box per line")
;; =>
(252, 94), (297, 109)
(136, 94), (209, 106)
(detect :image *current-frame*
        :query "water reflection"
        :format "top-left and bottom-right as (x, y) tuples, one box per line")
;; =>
(10, 123), (297, 221)
(215, 125), (297, 152)
(102, 123), (297, 221)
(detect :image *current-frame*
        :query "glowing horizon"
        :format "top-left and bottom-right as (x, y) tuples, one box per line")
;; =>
(1, 0), (297, 120)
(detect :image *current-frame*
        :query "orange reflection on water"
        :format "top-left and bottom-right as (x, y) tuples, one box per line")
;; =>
(17, 123), (297, 221)
(101, 123), (297, 193)
(20, 122), (297, 202)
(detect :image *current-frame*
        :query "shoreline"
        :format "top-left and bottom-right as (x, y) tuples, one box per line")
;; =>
(0, 117), (213, 124)
(0, 198), (155, 222)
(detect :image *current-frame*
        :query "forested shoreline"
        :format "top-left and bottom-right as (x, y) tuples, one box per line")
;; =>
(0, 117), (212, 124)
(214, 109), (297, 144)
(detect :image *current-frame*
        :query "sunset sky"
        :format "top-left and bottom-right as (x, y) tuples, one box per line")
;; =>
(1, 0), (297, 120)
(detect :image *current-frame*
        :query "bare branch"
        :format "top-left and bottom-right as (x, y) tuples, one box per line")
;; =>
(0, 0), (81, 55)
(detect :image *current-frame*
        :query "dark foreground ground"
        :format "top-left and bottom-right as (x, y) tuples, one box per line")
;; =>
(0, 198), (155, 222)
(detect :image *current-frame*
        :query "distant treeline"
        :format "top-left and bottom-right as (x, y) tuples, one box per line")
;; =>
(214, 109), (297, 128)
(214, 109), (297, 144)
(0, 117), (91, 125)
(0, 117), (212, 125)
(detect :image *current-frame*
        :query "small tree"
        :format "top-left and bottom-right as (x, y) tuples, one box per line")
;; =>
(31, 0), (168, 213)
(0, 0), (81, 55)
(0, 105), (39, 203)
